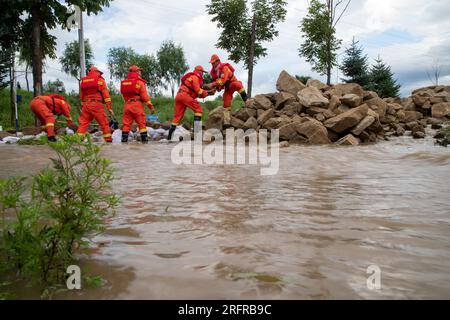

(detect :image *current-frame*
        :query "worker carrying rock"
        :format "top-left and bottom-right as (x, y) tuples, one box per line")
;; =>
(204, 54), (248, 109)
(120, 65), (155, 144)
(29, 94), (75, 142)
(77, 66), (115, 143)
(168, 66), (215, 141)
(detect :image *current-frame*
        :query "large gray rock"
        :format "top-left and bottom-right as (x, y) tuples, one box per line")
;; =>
(275, 92), (297, 110)
(281, 102), (302, 117)
(230, 117), (245, 129)
(205, 106), (225, 131)
(297, 86), (329, 108)
(276, 70), (306, 96)
(324, 104), (369, 133)
(326, 83), (364, 98)
(432, 102), (450, 118)
(340, 94), (363, 108)
(243, 117), (258, 130)
(404, 111), (423, 122)
(254, 94), (273, 110)
(279, 122), (299, 141)
(335, 134), (360, 146)
(234, 108), (257, 122)
(306, 79), (328, 91)
(257, 109), (275, 125)
(294, 118), (331, 145)
(365, 97), (387, 117)
(328, 95), (341, 111)
(262, 117), (284, 129)
(352, 115), (376, 136)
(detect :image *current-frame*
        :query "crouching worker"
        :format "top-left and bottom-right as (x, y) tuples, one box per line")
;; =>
(120, 65), (155, 144)
(77, 66), (115, 143)
(29, 94), (75, 142)
(168, 66), (215, 141)
(205, 54), (248, 109)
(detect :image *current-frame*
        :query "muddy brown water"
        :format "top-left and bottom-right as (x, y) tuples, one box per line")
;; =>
(1, 133), (450, 299)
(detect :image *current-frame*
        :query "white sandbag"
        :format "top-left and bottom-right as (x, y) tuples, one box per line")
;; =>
(112, 129), (123, 144)
(2, 137), (20, 144)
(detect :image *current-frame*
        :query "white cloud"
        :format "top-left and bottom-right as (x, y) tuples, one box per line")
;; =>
(30, 0), (450, 97)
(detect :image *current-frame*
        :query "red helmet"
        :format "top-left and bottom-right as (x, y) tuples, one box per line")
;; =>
(48, 94), (66, 102)
(129, 65), (141, 73)
(195, 65), (206, 73)
(209, 54), (220, 64)
(89, 66), (103, 74)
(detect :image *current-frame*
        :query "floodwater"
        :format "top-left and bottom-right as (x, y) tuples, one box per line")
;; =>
(1, 133), (450, 299)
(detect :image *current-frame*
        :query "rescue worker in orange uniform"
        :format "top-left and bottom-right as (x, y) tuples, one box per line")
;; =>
(168, 66), (215, 141)
(29, 94), (74, 142)
(120, 65), (155, 144)
(205, 54), (248, 109)
(77, 66), (115, 143)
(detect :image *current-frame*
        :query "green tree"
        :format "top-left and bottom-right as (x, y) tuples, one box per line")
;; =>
(340, 37), (369, 87)
(18, 1), (111, 97)
(43, 78), (66, 93)
(207, 0), (287, 98)
(107, 47), (163, 96)
(295, 75), (312, 85)
(0, 48), (12, 90)
(59, 39), (94, 85)
(157, 41), (188, 98)
(299, 0), (351, 85)
(366, 57), (401, 98)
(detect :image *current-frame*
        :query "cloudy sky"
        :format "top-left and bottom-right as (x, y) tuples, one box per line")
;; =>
(24, 0), (450, 97)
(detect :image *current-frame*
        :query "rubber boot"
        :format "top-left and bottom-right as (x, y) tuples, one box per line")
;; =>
(168, 125), (176, 142)
(140, 132), (148, 144)
(122, 132), (129, 143)
(48, 136), (57, 143)
(240, 91), (248, 102)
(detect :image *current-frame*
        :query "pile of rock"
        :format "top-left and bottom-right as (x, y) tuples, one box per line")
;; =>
(205, 70), (450, 146)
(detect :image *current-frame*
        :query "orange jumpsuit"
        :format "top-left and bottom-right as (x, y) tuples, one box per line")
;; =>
(172, 71), (208, 126)
(210, 62), (246, 109)
(77, 71), (113, 142)
(29, 95), (73, 138)
(121, 72), (154, 134)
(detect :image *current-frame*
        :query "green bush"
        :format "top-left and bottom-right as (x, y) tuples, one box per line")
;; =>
(0, 136), (119, 298)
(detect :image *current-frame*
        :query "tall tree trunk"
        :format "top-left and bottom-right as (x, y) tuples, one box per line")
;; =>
(247, 15), (257, 98)
(30, 3), (43, 97)
(25, 64), (30, 91)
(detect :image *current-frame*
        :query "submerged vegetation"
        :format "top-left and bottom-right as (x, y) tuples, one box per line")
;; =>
(0, 136), (118, 299)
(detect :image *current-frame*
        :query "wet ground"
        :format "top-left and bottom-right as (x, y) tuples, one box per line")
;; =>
(1, 133), (449, 299)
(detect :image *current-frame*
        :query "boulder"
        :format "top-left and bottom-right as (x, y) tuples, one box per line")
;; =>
(365, 97), (387, 117)
(275, 92), (296, 110)
(326, 83), (364, 98)
(306, 79), (328, 91)
(340, 94), (363, 108)
(324, 104), (369, 133)
(404, 111), (424, 122)
(363, 91), (379, 100)
(276, 70), (306, 96)
(281, 102), (302, 117)
(279, 122), (299, 141)
(22, 127), (42, 136)
(263, 117), (284, 130)
(352, 115), (376, 136)
(205, 106), (226, 131)
(335, 134), (360, 146)
(431, 102), (450, 118)
(243, 117), (258, 130)
(257, 109), (275, 125)
(297, 86), (329, 108)
(328, 95), (341, 111)
(245, 99), (257, 109)
(230, 117), (245, 129)
(234, 108), (257, 122)
(254, 94), (274, 110)
(223, 109), (232, 128)
(294, 118), (331, 145)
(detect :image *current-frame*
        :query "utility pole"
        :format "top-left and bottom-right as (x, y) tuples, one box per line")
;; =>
(78, 9), (86, 78)
(10, 53), (20, 135)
